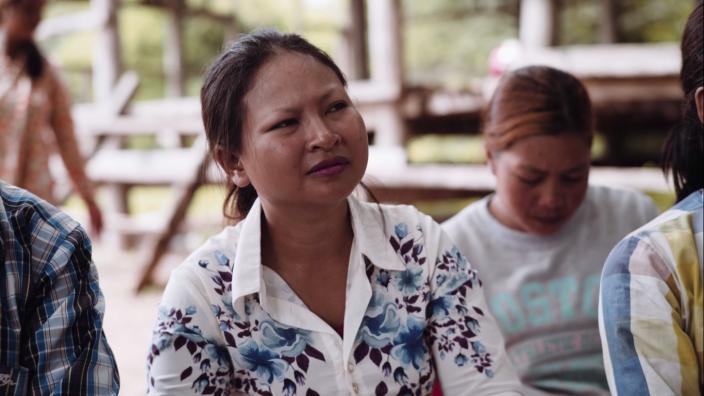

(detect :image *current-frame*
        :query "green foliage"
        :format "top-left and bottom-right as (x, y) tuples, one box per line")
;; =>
(404, 0), (518, 89)
(119, 5), (166, 99)
(182, 16), (227, 95)
(559, 0), (692, 44)
(618, 0), (693, 42)
(42, 0), (693, 101)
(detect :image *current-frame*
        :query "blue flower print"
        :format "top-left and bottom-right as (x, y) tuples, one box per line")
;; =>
(455, 353), (468, 367)
(359, 303), (401, 348)
(450, 246), (469, 270)
(465, 316), (480, 333)
(394, 264), (424, 295)
(260, 321), (311, 357)
(237, 341), (287, 384)
(391, 317), (428, 369)
(282, 378), (297, 396)
(435, 273), (447, 287)
(204, 343), (231, 368)
(443, 271), (470, 292)
(428, 296), (452, 317)
(376, 270), (391, 288)
(394, 223), (409, 239)
(471, 341), (486, 354)
(214, 250), (230, 266)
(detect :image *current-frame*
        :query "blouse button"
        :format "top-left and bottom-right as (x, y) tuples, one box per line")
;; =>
(352, 383), (360, 393)
(347, 361), (355, 373)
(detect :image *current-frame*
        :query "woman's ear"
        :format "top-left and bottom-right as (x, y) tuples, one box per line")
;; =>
(485, 145), (497, 175)
(231, 160), (251, 188)
(214, 147), (250, 188)
(695, 86), (704, 124)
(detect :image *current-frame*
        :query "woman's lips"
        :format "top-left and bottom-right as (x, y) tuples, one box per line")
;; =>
(533, 215), (566, 225)
(307, 157), (350, 176)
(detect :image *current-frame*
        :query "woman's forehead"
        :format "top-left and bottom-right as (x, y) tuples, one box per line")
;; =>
(244, 52), (343, 108)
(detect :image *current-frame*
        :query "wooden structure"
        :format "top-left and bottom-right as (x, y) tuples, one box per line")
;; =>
(42, 0), (681, 291)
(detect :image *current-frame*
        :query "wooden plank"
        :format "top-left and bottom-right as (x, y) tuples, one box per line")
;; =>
(86, 147), (223, 185)
(87, 145), (671, 194)
(76, 115), (204, 136)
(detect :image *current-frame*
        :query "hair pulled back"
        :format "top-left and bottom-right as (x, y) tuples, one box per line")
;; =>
(200, 29), (347, 221)
(483, 65), (593, 152)
(1, 0), (45, 79)
(662, 2), (703, 202)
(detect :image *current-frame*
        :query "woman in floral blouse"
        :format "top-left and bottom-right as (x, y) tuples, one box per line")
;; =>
(0, 0), (102, 234)
(147, 30), (522, 395)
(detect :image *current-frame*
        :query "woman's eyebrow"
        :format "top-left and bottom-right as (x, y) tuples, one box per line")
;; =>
(517, 165), (546, 174)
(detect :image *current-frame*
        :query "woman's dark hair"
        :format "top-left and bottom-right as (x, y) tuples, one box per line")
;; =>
(662, 2), (703, 202)
(200, 29), (347, 221)
(483, 65), (593, 152)
(1, 0), (45, 80)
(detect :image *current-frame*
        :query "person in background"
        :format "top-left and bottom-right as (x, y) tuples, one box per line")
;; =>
(442, 65), (659, 395)
(598, 3), (703, 395)
(0, 0), (102, 235)
(0, 181), (119, 395)
(146, 29), (522, 395)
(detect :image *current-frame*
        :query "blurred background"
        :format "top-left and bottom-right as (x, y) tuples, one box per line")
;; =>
(32, 0), (694, 394)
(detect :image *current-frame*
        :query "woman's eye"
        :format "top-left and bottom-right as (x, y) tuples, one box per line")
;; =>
(269, 118), (297, 131)
(517, 176), (541, 185)
(561, 175), (585, 184)
(327, 101), (348, 113)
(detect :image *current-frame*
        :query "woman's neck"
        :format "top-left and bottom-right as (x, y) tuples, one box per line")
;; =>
(261, 199), (353, 272)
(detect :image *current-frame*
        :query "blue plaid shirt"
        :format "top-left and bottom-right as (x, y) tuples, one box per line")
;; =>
(0, 181), (119, 395)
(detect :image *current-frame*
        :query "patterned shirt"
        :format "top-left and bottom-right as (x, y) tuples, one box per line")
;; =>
(0, 181), (119, 395)
(0, 37), (94, 204)
(147, 196), (522, 395)
(599, 189), (703, 396)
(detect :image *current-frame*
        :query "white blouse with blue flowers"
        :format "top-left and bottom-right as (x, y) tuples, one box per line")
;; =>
(147, 196), (522, 396)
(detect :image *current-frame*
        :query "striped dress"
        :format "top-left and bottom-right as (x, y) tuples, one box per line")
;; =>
(599, 189), (703, 395)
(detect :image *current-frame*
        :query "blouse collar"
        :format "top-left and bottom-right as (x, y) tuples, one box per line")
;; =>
(230, 194), (406, 311)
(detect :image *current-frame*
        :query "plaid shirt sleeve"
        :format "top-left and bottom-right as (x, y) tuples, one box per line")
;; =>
(0, 182), (119, 395)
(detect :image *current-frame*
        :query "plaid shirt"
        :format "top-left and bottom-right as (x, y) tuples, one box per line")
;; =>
(0, 181), (119, 395)
(599, 189), (703, 396)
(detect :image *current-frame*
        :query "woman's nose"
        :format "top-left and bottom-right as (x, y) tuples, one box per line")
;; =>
(307, 119), (341, 151)
(538, 181), (565, 209)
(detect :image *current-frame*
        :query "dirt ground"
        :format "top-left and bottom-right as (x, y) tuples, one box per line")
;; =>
(92, 242), (181, 396)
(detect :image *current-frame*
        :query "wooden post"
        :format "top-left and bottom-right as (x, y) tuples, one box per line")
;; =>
(367, 0), (405, 147)
(519, 0), (559, 47)
(348, 0), (369, 80)
(164, 0), (185, 97)
(91, 0), (121, 102)
(598, 0), (619, 43)
(91, 0), (128, 247)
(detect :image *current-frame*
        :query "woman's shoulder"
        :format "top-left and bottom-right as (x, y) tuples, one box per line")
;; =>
(441, 196), (489, 235)
(587, 184), (655, 208)
(586, 185), (658, 222)
(164, 224), (242, 302)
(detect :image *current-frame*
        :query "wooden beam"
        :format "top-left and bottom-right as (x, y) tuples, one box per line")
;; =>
(37, 10), (98, 39)
(519, 0), (559, 47)
(164, 0), (185, 97)
(598, 0), (620, 43)
(91, 0), (121, 102)
(366, 0), (405, 146)
(347, 0), (369, 80)
(139, 0), (234, 24)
